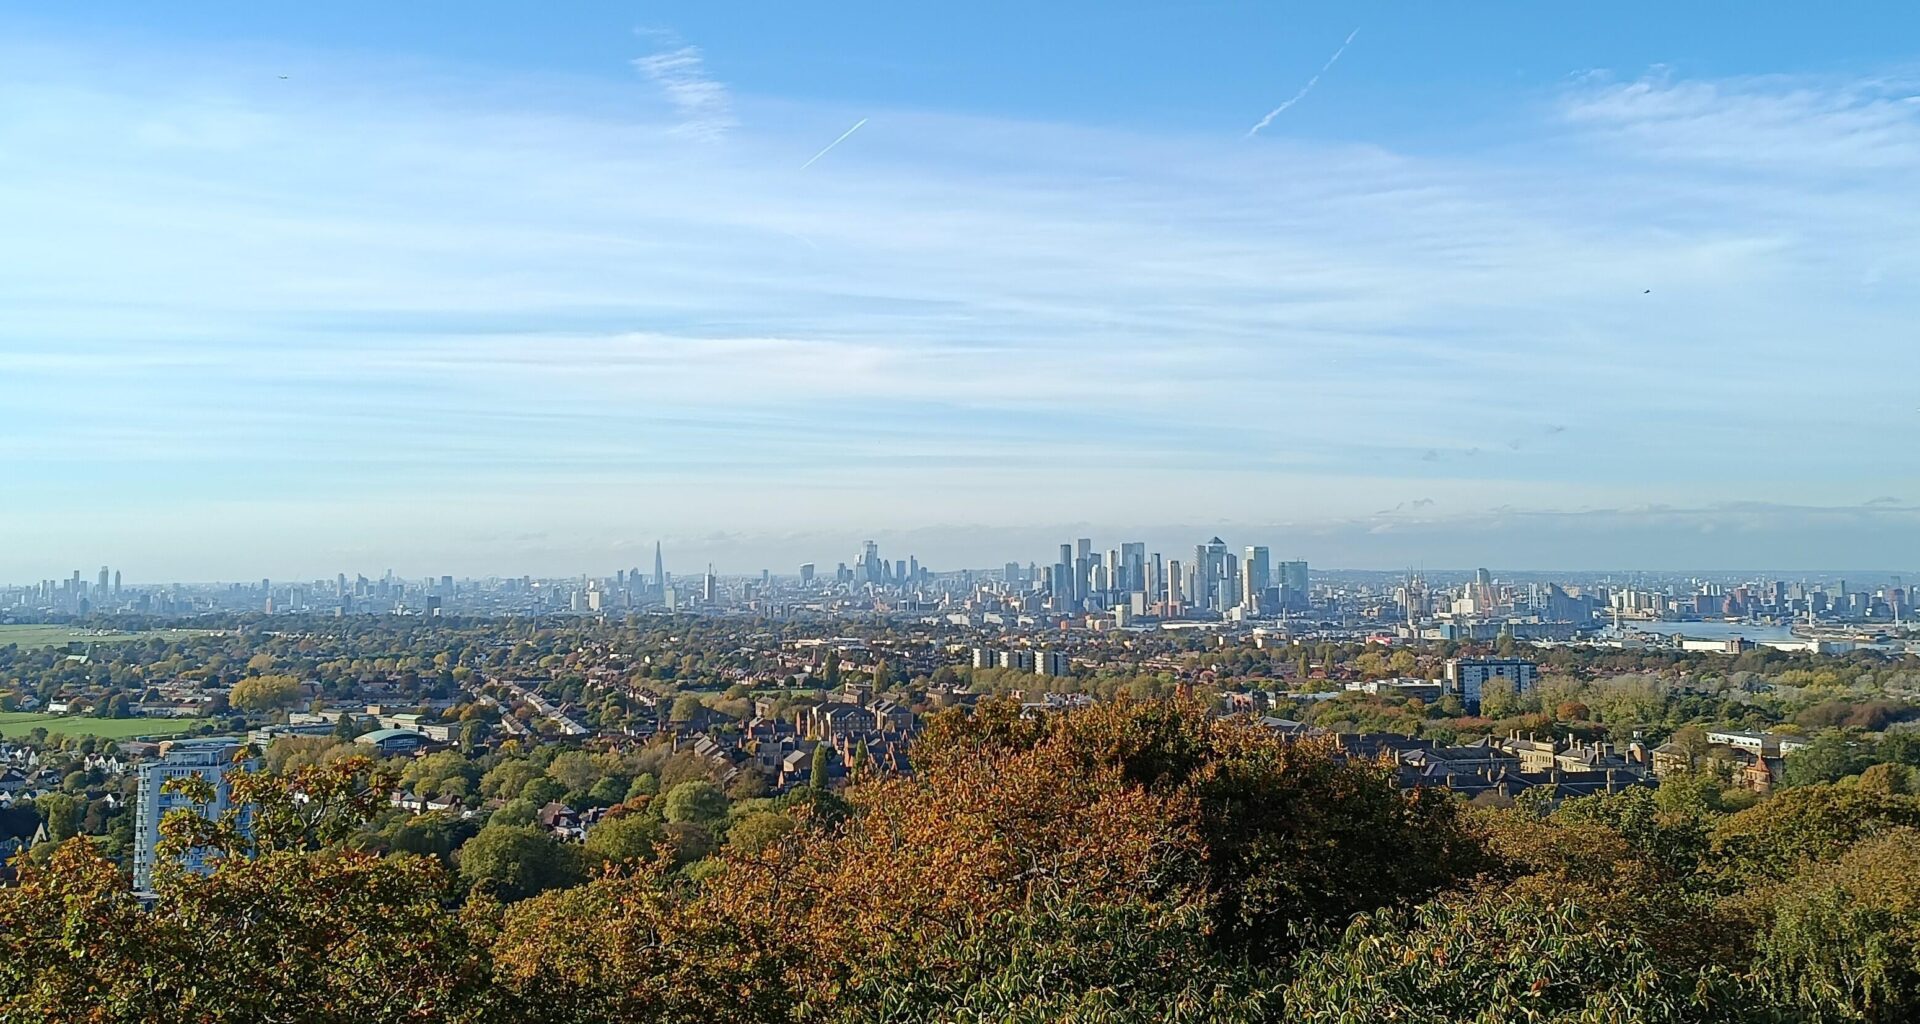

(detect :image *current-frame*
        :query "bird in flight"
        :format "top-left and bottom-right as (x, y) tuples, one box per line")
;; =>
(1643, 289), (1651, 294)
(278, 75), (289, 80)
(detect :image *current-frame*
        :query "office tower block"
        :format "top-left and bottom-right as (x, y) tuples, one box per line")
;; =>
(1243, 546), (1270, 609)
(1121, 542), (1146, 593)
(1278, 561), (1310, 611)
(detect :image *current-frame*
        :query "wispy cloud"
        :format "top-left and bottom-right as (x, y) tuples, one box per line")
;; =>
(1558, 70), (1920, 170)
(1245, 27), (1359, 138)
(632, 35), (735, 141)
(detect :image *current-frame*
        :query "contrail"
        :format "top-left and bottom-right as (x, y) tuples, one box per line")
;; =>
(801, 117), (868, 168)
(1245, 28), (1359, 138)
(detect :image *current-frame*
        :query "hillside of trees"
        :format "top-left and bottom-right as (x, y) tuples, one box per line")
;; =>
(6, 696), (1920, 1022)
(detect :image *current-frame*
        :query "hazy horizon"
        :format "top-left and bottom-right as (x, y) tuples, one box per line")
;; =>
(11, 504), (1919, 584)
(4, 3), (1918, 579)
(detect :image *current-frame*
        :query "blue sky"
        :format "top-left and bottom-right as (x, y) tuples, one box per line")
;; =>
(3, 2), (1919, 578)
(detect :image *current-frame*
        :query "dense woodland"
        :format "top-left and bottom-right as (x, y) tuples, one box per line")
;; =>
(3, 697), (1920, 1022)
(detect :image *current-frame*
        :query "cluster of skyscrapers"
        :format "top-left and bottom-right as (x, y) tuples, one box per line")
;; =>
(1014, 537), (1309, 620)
(17, 567), (121, 614)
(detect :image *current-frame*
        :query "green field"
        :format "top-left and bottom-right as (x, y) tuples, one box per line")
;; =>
(0, 711), (212, 740)
(0, 624), (224, 650)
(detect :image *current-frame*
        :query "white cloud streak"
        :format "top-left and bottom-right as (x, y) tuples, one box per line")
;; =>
(1245, 27), (1359, 138)
(632, 40), (735, 140)
(801, 116), (868, 168)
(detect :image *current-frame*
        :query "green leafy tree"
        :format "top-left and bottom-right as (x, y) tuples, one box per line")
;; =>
(33, 792), (81, 845)
(1784, 730), (1873, 788)
(519, 777), (567, 808)
(662, 780), (728, 825)
(584, 814), (659, 864)
(457, 824), (585, 902)
(809, 743), (834, 795)
(490, 797), (538, 828)
(723, 811), (793, 859)
(546, 750), (603, 793)
(626, 773), (660, 801)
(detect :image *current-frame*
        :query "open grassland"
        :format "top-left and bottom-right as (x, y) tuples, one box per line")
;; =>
(0, 624), (223, 650)
(0, 711), (212, 740)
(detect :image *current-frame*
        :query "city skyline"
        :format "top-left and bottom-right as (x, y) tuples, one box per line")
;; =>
(4, 4), (1920, 575)
(6, 505), (1920, 583)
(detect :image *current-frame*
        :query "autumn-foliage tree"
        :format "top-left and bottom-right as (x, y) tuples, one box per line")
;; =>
(228, 673), (302, 712)
(0, 756), (497, 1023)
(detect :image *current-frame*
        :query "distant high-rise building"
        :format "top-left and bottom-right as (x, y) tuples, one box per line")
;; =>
(654, 541), (666, 597)
(112, 570), (121, 597)
(134, 738), (255, 893)
(1053, 543), (1074, 610)
(98, 566), (110, 597)
(1192, 538), (1229, 611)
(1278, 561), (1310, 611)
(1166, 559), (1184, 609)
(1121, 542), (1146, 593)
(703, 565), (717, 603)
(799, 562), (816, 585)
(1243, 546), (1270, 610)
